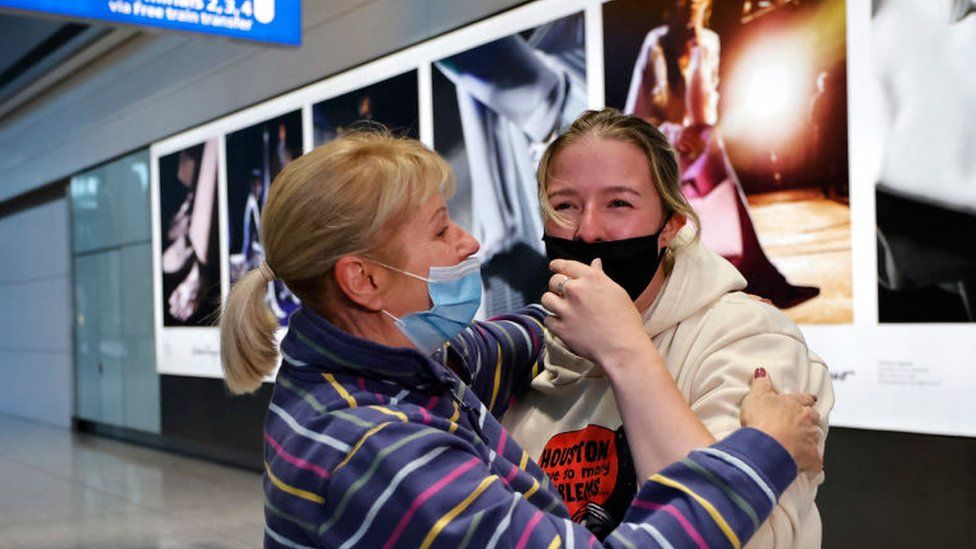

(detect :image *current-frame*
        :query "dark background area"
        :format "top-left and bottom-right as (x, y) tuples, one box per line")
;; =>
(312, 69), (420, 145)
(876, 188), (976, 323)
(77, 375), (273, 470)
(817, 427), (976, 548)
(224, 110), (303, 262)
(160, 375), (273, 469)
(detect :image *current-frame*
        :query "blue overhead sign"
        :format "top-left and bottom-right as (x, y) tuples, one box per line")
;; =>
(0, 0), (301, 46)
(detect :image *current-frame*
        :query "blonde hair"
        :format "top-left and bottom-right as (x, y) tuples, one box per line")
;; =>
(220, 130), (455, 394)
(536, 107), (700, 242)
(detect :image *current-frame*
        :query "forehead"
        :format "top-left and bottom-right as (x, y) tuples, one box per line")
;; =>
(405, 194), (447, 227)
(549, 136), (655, 192)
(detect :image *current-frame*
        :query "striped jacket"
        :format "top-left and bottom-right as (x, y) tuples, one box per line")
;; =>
(263, 305), (797, 548)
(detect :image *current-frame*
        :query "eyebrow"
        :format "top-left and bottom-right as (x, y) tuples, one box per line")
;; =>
(602, 186), (642, 196)
(547, 186), (642, 199)
(429, 206), (448, 224)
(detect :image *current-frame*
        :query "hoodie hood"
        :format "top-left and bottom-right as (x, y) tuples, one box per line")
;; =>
(534, 225), (745, 388)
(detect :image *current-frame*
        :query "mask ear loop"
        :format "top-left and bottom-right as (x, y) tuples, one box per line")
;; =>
(363, 260), (429, 328)
(367, 259), (432, 283)
(656, 211), (674, 236)
(380, 309), (405, 326)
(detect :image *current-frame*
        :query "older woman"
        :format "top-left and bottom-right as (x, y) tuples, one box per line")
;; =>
(220, 130), (820, 548)
(503, 108), (833, 546)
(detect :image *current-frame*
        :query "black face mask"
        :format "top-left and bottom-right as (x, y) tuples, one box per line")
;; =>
(543, 217), (671, 301)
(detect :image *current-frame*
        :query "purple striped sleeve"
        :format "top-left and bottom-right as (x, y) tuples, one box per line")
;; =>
(447, 305), (547, 417)
(620, 428), (798, 548)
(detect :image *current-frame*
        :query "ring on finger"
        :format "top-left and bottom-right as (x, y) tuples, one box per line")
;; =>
(556, 275), (570, 296)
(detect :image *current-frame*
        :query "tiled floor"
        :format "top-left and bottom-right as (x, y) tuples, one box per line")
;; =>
(0, 414), (264, 548)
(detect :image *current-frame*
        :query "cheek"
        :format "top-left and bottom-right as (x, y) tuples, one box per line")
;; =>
(397, 278), (433, 313)
(421, 241), (462, 268)
(543, 216), (576, 239)
(604, 209), (661, 240)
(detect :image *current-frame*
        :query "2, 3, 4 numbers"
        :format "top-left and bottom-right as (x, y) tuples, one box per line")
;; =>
(205, 0), (254, 18)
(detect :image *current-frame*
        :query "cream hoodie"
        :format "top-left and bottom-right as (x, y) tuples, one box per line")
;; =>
(503, 226), (834, 548)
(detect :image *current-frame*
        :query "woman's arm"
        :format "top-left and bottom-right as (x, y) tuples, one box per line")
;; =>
(542, 259), (823, 479)
(542, 258), (717, 477)
(444, 305), (547, 417)
(317, 411), (800, 548)
(685, 30), (721, 127)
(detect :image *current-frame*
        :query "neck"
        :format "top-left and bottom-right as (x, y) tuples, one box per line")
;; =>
(313, 298), (416, 351)
(633, 261), (668, 314)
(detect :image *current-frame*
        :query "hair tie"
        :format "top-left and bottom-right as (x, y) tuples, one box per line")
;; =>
(258, 260), (277, 282)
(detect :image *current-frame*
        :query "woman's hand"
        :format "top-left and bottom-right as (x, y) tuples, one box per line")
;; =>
(541, 258), (654, 374)
(741, 369), (823, 473)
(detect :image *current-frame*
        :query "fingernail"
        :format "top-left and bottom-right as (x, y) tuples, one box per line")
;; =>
(754, 367), (767, 379)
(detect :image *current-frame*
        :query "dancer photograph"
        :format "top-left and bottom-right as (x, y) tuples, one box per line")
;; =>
(226, 111), (304, 326)
(604, 0), (851, 323)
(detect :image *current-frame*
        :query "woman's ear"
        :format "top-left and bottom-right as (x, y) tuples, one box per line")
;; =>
(660, 212), (687, 248)
(333, 256), (386, 311)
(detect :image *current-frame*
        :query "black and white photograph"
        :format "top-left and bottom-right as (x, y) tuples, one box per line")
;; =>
(873, 0), (976, 322)
(157, 139), (222, 327)
(433, 11), (587, 316)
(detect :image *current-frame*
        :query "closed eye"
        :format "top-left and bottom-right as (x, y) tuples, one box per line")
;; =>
(552, 201), (577, 211)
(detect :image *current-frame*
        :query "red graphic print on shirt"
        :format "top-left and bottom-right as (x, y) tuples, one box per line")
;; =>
(537, 424), (619, 518)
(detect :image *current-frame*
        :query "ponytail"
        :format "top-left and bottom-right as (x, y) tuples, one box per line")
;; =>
(220, 268), (279, 394)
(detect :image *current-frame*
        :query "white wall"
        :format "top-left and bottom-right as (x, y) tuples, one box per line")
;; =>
(0, 197), (72, 426)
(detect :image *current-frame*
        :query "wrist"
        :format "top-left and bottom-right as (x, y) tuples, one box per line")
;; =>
(748, 421), (795, 463)
(598, 336), (664, 382)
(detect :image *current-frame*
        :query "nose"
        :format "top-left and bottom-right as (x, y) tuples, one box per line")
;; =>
(574, 207), (606, 243)
(456, 226), (480, 259)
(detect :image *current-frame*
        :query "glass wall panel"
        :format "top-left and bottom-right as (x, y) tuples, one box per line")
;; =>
(71, 150), (150, 253)
(70, 149), (159, 432)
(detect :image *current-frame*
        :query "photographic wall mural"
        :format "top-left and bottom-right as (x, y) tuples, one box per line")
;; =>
(147, 0), (976, 437)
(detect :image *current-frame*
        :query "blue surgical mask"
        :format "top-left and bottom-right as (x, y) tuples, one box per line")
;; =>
(376, 257), (482, 356)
